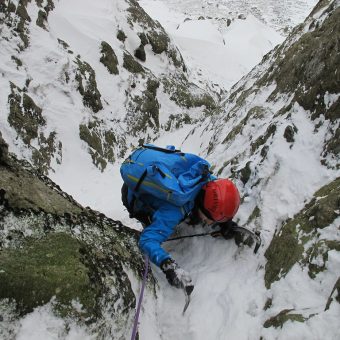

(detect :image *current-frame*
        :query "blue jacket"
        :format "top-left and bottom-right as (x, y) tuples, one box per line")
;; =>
(121, 145), (214, 267)
(126, 188), (195, 266)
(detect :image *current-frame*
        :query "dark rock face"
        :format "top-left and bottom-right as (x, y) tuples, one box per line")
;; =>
(100, 41), (119, 75)
(8, 83), (45, 145)
(126, 78), (160, 136)
(264, 309), (305, 329)
(126, 0), (185, 69)
(123, 52), (144, 73)
(283, 125), (296, 143)
(36, 9), (48, 29)
(0, 233), (100, 317)
(79, 119), (126, 171)
(260, 7), (340, 122)
(0, 154), (153, 334)
(0, 132), (9, 165)
(265, 177), (340, 288)
(117, 29), (127, 42)
(75, 57), (103, 113)
(162, 76), (216, 111)
(7, 83), (62, 174)
(134, 44), (146, 62)
(1, 0), (213, 175)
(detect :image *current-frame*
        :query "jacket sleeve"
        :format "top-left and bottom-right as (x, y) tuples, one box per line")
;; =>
(138, 203), (184, 267)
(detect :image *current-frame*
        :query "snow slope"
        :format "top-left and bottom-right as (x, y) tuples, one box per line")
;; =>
(140, 0), (284, 89)
(142, 0), (319, 34)
(0, 0), (339, 339)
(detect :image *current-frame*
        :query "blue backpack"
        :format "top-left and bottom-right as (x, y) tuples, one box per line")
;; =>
(120, 144), (213, 207)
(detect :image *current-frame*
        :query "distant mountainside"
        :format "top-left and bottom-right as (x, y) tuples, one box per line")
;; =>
(147, 0), (318, 34)
(0, 0), (218, 174)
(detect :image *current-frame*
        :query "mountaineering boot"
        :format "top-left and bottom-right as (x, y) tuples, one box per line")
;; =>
(161, 258), (194, 294)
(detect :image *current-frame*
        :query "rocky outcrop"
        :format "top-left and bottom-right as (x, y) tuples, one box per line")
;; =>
(1, 0), (218, 174)
(100, 41), (119, 75)
(79, 118), (127, 171)
(0, 132), (9, 165)
(7, 83), (62, 174)
(265, 177), (340, 288)
(0, 144), (154, 336)
(74, 57), (103, 113)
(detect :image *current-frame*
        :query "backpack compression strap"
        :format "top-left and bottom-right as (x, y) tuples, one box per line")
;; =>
(134, 166), (166, 193)
(142, 144), (184, 155)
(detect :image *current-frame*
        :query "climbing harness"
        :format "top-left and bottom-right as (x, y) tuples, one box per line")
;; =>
(131, 255), (149, 340)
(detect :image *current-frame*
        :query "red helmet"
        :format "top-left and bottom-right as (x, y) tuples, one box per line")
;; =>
(200, 179), (240, 222)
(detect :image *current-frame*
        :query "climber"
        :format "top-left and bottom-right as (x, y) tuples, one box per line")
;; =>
(120, 144), (240, 294)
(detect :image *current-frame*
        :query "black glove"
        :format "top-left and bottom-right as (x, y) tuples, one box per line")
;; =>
(211, 220), (238, 239)
(160, 258), (194, 295)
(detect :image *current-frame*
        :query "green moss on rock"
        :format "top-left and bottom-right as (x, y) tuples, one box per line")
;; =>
(0, 233), (100, 317)
(75, 57), (103, 113)
(0, 154), (152, 331)
(7, 83), (61, 174)
(123, 52), (144, 73)
(264, 309), (305, 328)
(79, 120), (121, 171)
(223, 107), (268, 146)
(8, 83), (45, 145)
(0, 165), (81, 214)
(248, 206), (261, 223)
(250, 123), (277, 154)
(168, 47), (186, 70)
(36, 9), (47, 29)
(305, 240), (340, 279)
(302, 179), (340, 232)
(265, 177), (340, 288)
(15, 0), (31, 49)
(31, 132), (63, 174)
(127, 0), (156, 29)
(127, 78), (160, 136)
(100, 41), (119, 75)
(162, 77), (216, 111)
(259, 7), (340, 122)
(164, 113), (192, 131)
(147, 31), (169, 54)
(138, 32), (148, 46)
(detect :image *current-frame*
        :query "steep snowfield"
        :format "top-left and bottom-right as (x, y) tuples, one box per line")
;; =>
(45, 0), (286, 222)
(154, 106), (339, 340)
(0, 0), (339, 339)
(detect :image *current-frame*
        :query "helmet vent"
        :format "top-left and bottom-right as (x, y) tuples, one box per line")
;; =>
(212, 189), (219, 211)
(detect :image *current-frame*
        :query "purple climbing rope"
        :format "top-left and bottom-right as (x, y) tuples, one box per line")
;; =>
(131, 255), (149, 340)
